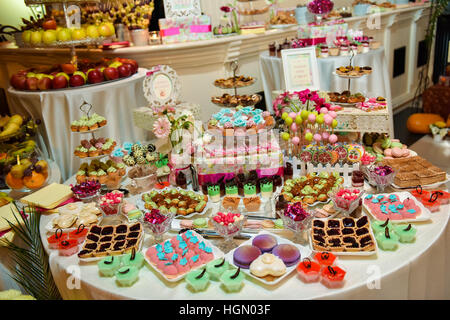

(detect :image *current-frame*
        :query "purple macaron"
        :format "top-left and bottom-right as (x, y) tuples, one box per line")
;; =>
(252, 234), (278, 253)
(233, 245), (261, 269)
(272, 244), (300, 267)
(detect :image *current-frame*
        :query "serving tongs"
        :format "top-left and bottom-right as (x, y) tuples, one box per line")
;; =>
(178, 228), (252, 240)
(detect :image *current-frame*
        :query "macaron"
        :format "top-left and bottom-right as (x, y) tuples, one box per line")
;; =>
(391, 147), (403, 158)
(272, 244), (300, 267)
(252, 234), (278, 253)
(233, 245), (261, 269)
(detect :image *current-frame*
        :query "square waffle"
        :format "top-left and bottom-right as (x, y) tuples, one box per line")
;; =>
(311, 216), (375, 253)
(78, 222), (143, 258)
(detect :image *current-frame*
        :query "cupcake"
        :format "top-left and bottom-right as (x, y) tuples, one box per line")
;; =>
(76, 170), (86, 184)
(78, 120), (89, 132)
(70, 120), (79, 132)
(107, 166), (119, 179)
(88, 118), (98, 131)
(116, 162), (126, 176)
(88, 146), (100, 157)
(78, 147), (89, 158)
(97, 169), (107, 184)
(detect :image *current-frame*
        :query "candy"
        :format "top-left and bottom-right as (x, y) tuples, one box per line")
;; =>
(70, 180), (101, 197)
(144, 209), (168, 224)
(284, 202), (310, 222)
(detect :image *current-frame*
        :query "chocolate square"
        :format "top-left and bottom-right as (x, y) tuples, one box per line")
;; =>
(113, 241), (125, 251)
(98, 243), (112, 252)
(342, 218), (355, 228)
(114, 234), (126, 241)
(313, 220), (325, 228)
(126, 239), (138, 248)
(101, 226), (114, 235)
(343, 236), (357, 244)
(84, 242), (98, 250)
(127, 231), (140, 239)
(327, 228), (341, 236)
(356, 227), (369, 237)
(129, 223), (141, 232)
(356, 216), (369, 228)
(313, 235), (326, 243)
(342, 228), (354, 235)
(77, 249), (92, 257)
(115, 224), (128, 234)
(90, 225), (102, 235)
(327, 219), (341, 228)
(313, 228), (325, 236)
(87, 234), (99, 242)
(359, 235), (373, 247)
(100, 236), (113, 242)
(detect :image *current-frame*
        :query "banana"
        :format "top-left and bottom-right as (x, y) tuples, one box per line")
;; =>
(8, 115), (23, 127)
(0, 115), (10, 127)
(0, 123), (20, 137)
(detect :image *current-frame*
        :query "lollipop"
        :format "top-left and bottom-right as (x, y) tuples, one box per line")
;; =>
(308, 114), (316, 123)
(291, 123), (298, 131)
(324, 114), (333, 125)
(329, 134), (338, 144)
(292, 136), (300, 145)
(313, 134), (322, 142)
(328, 111), (337, 119)
(322, 132), (330, 140)
(319, 107), (328, 114)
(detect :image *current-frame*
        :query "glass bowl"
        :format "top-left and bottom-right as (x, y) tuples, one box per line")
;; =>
(280, 208), (313, 245)
(330, 188), (364, 216)
(142, 210), (175, 244)
(74, 189), (101, 203)
(366, 165), (396, 192)
(211, 212), (246, 253)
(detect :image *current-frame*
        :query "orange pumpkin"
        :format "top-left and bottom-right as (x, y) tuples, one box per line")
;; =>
(23, 171), (46, 189)
(406, 113), (444, 134)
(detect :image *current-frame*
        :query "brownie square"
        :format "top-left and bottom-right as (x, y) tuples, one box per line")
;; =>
(313, 220), (325, 228)
(327, 219), (341, 228)
(90, 225), (102, 235)
(100, 236), (113, 243)
(327, 228), (341, 236)
(356, 227), (369, 237)
(101, 226), (114, 235)
(115, 224), (128, 234)
(342, 218), (355, 228)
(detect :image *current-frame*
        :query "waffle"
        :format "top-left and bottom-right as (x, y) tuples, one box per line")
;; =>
(382, 156), (446, 188)
(78, 222), (143, 259)
(311, 216), (375, 253)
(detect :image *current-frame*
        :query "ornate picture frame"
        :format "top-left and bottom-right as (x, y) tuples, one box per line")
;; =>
(281, 47), (320, 92)
(143, 65), (181, 107)
(163, 0), (202, 18)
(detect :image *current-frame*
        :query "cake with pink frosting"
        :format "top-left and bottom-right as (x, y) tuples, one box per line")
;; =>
(145, 230), (215, 279)
(364, 194), (422, 221)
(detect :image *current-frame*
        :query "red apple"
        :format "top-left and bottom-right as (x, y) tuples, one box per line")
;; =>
(123, 59), (138, 74)
(69, 74), (85, 87)
(103, 67), (119, 80)
(118, 64), (132, 78)
(10, 74), (27, 90)
(42, 19), (57, 30)
(61, 63), (76, 75)
(87, 69), (104, 84)
(37, 77), (53, 90)
(52, 75), (68, 89)
(26, 77), (39, 90)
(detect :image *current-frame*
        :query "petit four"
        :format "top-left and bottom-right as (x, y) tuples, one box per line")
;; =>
(58, 239), (79, 256)
(206, 258), (229, 281)
(233, 245), (261, 269)
(351, 170), (365, 187)
(243, 181), (257, 197)
(193, 218), (208, 229)
(313, 252), (337, 267)
(98, 256), (121, 277)
(115, 266), (139, 287)
(392, 224), (417, 243)
(52, 202), (101, 230)
(243, 197), (261, 212)
(371, 218), (393, 235)
(320, 266), (346, 289)
(122, 201), (143, 221)
(271, 244), (300, 267)
(249, 253), (287, 278)
(68, 225), (88, 244)
(220, 268), (244, 292)
(260, 178), (273, 198)
(122, 249), (145, 269)
(252, 234), (278, 253)
(185, 269), (210, 292)
(297, 258), (321, 283)
(211, 93), (261, 107)
(47, 229), (68, 249)
(375, 226), (399, 251)
(74, 138), (116, 158)
(225, 179), (239, 196)
(207, 184), (221, 203)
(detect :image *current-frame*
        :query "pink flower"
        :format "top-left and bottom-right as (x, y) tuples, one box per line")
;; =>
(153, 117), (171, 139)
(220, 6), (231, 13)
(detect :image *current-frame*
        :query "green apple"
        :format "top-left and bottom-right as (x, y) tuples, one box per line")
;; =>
(98, 23), (112, 37)
(22, 30), (32, 43)
(26, 72), (36, 78)
(42, 30), (57, 45)
(86, 25), (99, 38)
(57, 28), (72, 42)
(71, 28), (86, 41)
(55, 72), (69, 81)
(30, 30), (42, 45)
(73, 71), (87, 82)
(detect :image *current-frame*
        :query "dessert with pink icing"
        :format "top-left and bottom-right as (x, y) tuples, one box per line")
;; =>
(145, 230), (216, 279)
(364, 193), (422, 221)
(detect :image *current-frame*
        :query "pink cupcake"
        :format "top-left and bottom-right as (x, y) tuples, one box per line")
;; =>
(163, 264), (179, 277)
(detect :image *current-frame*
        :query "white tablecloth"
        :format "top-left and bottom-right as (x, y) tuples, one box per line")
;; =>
(36, 135), (450, 300)
(6, 69), (150, 181)
(260, 48), (392, 114)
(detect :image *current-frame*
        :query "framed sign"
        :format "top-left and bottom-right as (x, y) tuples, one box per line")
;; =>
(143, 65), (181, 107)
(163, 0), (202, 18)
(281, 47), (320, 92)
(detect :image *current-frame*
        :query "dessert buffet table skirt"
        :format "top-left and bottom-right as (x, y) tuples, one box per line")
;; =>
(259, 48), (392, 114)
(5, 68), (150, 181)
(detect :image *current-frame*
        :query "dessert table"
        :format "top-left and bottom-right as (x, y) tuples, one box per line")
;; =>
(5, 68), (150, 181)
(37, 135), (450, 299)
(259, 48), (392, 114)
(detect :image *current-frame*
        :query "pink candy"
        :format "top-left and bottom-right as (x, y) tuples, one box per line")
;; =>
(284, 202), (310, 222)
(144, 209), (168, 225)
(213, 212), (242, 226)
(71, 180), (101, 197)
(335, 188), (361, 210)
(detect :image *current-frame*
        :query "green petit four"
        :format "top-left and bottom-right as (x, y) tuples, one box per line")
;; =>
(274, 219), (284, 229)
(115, 266), (139, 287)
(371, 218), (393, 234)
(393, 224), (416, 243)
(375, 227), (399, 251)
(208, 184), (221, 202)
(206, 258), (229, 281)
(122, 250), (145, 269)
(260, 179), (273, 198)
(225, 184), (238, 196)
(244, 183), (257, 196)
(127, 209), (143, 221)
(193, 218), (208, 229)
(98, 256), (121, 277)
(186, 268), (210, 292)
(220, 268), (244, 292)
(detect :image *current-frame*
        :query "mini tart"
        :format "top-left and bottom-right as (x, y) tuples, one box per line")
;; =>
(243, 197), (261, 212)
(222, 196), (240, 211)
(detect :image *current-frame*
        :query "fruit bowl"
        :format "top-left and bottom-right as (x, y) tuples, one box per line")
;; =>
(330, 188), (364, 216)
(4, 147), (51, 192)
